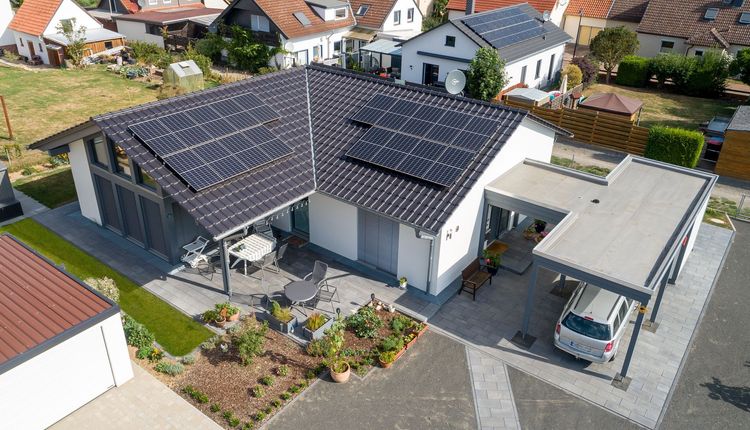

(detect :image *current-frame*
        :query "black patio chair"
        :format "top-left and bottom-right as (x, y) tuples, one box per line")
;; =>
(304, 260), (339, 313)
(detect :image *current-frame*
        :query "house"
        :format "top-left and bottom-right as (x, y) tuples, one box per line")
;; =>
(31, 64), (569, 301)
(113, 6), (223, 49)
(86, 0), (212, 31)
(636, 0), (750, 57)
(0, 0), (14, 51)
(561, 0), (648, 47)
(211, 0), (356, 67)
(349, 0), (424, 41)
(8, 0), (125, 65)
(399, 4), (571, 89)
(447, 0), (570, 26)
(0, 234), (132, 429)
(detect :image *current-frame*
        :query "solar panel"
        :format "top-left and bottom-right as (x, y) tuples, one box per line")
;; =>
(128, 92), (292, 191)
(461, 7), (546, 49)
(347, 94), (504, 187)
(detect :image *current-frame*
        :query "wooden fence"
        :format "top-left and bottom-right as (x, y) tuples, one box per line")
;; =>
(504, 100), (649, 156)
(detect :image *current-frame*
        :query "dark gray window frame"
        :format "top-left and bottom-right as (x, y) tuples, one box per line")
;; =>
(445, 35), (456, 47)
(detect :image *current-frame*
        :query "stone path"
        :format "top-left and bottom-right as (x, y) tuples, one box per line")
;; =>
(467, 348), (520, 430)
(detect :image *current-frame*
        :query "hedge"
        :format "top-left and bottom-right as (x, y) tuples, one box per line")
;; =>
(615, 55), (650, 87)
(644, 126), (704, 168)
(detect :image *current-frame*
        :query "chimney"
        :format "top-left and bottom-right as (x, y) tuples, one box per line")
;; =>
(466, 0), (475, 15)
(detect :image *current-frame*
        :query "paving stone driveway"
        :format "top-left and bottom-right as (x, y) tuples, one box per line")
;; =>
(429, 224), (733, 429)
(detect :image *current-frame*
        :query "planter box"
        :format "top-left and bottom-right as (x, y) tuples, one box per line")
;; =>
(302, 315), (334, 341)
(405, 323), (428, 350)
(267, 314), (298, 334)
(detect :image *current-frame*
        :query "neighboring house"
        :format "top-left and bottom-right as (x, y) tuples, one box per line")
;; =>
(88, 0), (221, 32)
(447, 0), (570, 26)
(350, 0), (424, 41)
(113, 6), (223, 49)
(561, 0), (648, 47)
(400, 4), (571, 89)
(0, 234), (132, 429)
(211, 0), (356, 67)
(636, 0), (750, 57)
(8, 0), (126, 65)
(31, 64), (569, 301)
(0, 0), (14, 50)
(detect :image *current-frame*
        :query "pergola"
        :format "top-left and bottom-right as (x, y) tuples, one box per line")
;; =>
(482, 156), (716, 389)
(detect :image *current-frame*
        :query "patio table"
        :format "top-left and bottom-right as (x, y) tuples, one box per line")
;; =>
(228, 234), (275, 275)
(284, 280), (318, 316)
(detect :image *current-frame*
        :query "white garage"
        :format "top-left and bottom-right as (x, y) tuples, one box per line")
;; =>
(0, 234), (134, 430)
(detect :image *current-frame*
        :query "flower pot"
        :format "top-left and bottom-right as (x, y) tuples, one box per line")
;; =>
(228, 312), (240, 322)
(214, 317), (227, 328)
(302, 315), (334, 341)
(487, 266), (499, 276)
(330, 362), (350, 383)
(399, 281), (407, 290)
(268, 313), (298, 334)
(534, 223), (546, 233)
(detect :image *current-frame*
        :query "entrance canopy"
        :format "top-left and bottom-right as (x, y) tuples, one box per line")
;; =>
(485, 156), (716, 303)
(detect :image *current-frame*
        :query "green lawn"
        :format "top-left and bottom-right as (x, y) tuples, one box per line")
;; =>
(583, 83), (739, 130)
(13, 167), (77, 208)
(0, 219), (212, 355)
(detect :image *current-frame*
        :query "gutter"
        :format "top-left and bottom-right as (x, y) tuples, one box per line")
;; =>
(417, 230), (436, 295)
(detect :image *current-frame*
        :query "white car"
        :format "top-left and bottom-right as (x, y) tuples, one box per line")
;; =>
(553, 282), (636, 363)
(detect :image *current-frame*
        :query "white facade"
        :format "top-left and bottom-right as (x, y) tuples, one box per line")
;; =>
(449, 0), (569, 26)
(0, 313), (133, 430)
(0, 0), (14, 47)
(378, 0), (424, 40)
(115, 20), (165, 48)
(561, 15), (638, 47)
(280, 27), (349, 67)
(400, 21), (566, 89)
(203, 0), (229, 10)
(14, 30), (50, 63)
(309, 192), (359, 261)
(69, 139), (103, 225)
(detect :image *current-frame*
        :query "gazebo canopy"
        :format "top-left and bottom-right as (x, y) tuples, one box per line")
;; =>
(579, 92), (644, 115)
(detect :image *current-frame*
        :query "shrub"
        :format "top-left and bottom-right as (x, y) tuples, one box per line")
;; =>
(733, 48), (750, 85)
(229, 417), (240, 427)
(263, 406), (273, 414)
(21, 166), (37, 176)
(129, 41), (172, 68)
(181, 354), (196, 365)
(200, 335), (220, 351)
(276, 364), (289, 377)
(306, 338), (327, 357)
(242, 422), (254, 430)
(154, 361), (184, 376)
(380, 335), (404, 352)
(260, 375), (274, 386)
(122, 315), (155, 349)
(467, 46), (508, 101)
(136, 345), (151, 360)
(305, 313), (328, 331)
(183, 385), (209, 403)
(615, 55), (650, 87)
(85, 277), (120, 303)
(254, 411), (266, 421)
(226, 25), (276, 72)
(379, 350), (397, 364)
(297, 379), (308, 389)
(195, 33), (226, 63)
(280, 392), (292, 400)
(184, 44), (213, 78)
(215, 302), (240, 319)
(305, 369), (317, 380)
(271, 399), (282, 408)
(48, 154), (70, 167)
(270, 300), (294, 323)
(649, 53), (689, 87)
(644, 126), (704, 168)
(233, 320), (268, 365)
(684, 50), (732, 97)
(390, 315), (413, 334)
(346, 306), (383, 338)
(288, 385), (301, 394)
(561, 64), (583, 87)
(210, 403), (221, 413)
(256, 67), (277, 75)
(251, 385), (265, 398)
(572, 56), (599, 88)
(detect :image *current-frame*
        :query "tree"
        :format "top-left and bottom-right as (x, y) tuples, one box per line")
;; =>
(56, 18), (87, 67)
(226, 25), (275, 72)
(572, 56), (599, 88)
(733, 48), (750, 85)
(589, 26), (639, 83)
(561, 64), (582, 87)
(466, 47), (508, 101)
(423, 0), (449, 31)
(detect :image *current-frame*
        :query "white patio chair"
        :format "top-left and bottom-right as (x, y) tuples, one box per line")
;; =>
(181, 236), (210, 269)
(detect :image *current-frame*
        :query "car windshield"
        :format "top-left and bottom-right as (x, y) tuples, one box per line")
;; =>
(562, 313), (611, 341)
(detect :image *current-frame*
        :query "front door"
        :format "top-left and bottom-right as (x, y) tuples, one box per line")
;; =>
(95, 175), (122, 233)
(358, 209), (399, 275)
(423, 63), (439, 86)
(27, 40), (35, 57)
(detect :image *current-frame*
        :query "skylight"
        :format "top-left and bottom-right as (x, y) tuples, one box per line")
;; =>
(356, 4), (370, 16)
(293, 11), (311, 26)
(740, 12), (750, 24)
(704, 8), (719, 20)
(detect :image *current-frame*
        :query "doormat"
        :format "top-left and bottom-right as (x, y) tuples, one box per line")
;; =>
(287, 236), (308, 248)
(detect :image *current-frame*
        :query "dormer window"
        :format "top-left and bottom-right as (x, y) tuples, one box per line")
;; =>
(704, 8), (719, 20)
(740, 12), (750, 24)
(335, 7), (347, 19)
(356, 5), (370, 16)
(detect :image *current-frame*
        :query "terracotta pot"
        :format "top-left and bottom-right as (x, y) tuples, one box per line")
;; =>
(228, 312), (240, 322)
(214, 317), (227, 328)
(330, 362), (351, 383)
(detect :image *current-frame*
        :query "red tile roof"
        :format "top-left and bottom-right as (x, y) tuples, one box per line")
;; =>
(8, 0), (64, 37)
(0, 234), (114, 368)
(446, 0), (559, 14)
(565, 0), (614, 19)
(350, 0), (398, 29)
(254, 0), (355, 39)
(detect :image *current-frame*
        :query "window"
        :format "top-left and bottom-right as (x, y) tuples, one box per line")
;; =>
(163, 0), (171, 4)
(146, 24), (162, 36)
(548, 53), (556, 79)
(741, 12), (750, 24)
(333, 40), (341, 55)
(112, 144), (131, 177)
(19, 38), (23, 47)
(335, 8), (347, 19)
(89, 136), (108, 167)
(251, 14), (270, 32)
(148, 0), (156, 5)
(520, 65), (527, 84)
(445, 35), (456, 47)
(694, 49), (704, 57)
(562, 313), (611, 341)
(394, 10), (401, 25)
(704, 8), (718, 20)
(407, 7), (414, 22)
(104, 41), (113, 50)
(660, 40), (675, 53)
(313, 45), (323, 60)
(356, 5), (370, 16)
(535, 59), (542, 79)
(137, 166), (157, 190)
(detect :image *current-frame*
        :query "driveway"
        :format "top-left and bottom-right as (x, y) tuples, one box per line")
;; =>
(51, 363), (221, 430)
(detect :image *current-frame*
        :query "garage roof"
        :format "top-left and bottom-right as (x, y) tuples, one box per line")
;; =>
(0, 234), (117, 374)
(485, 156), (716, 301)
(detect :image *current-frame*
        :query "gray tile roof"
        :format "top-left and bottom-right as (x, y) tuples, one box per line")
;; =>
(79, 65), (564, 239)
(451, 3), (572, 63)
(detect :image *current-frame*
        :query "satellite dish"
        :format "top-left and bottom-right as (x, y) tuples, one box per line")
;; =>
(542, 10), (551, 22)
(445, 69), (466, 95)
(137, 0), (144, 7)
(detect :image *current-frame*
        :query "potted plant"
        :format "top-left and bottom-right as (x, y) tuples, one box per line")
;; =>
(201, 309), (226, 328)
(302, 312), (334, 340)
(378, 335), (404, 368)
(398, 276), (408, 290)
(533, 219), (547, 233)
(329, 358), (350, 383)
(268, 300), (297, 334)
(481, 249), (501, 276)
(378, 351), (397, 368)
(216, 302), (240, 322)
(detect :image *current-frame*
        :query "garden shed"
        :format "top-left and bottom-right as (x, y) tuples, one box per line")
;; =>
(503, 87), (551, 107)
(579, 92), (643, 124)
(715, 106), (750, 181)
(0, 234), (133, 429)
(163, 60), (204, 92)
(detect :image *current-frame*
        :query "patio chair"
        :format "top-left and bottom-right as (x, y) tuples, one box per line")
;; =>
(253, 220), (275, 243)
(271, 243), (288, 273)
(181, 236), (210, 269)
(252, 252), (277, 298)
(304, 261), (339, 312)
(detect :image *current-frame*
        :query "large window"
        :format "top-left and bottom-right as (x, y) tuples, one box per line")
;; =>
(660, 40), (675, 53)
(393, 10), (401, 25)
(251, 14), (270, 32)
(112, 144), (131, 177)
(89, 136), (109, 167)
(407, 8), (414, 22)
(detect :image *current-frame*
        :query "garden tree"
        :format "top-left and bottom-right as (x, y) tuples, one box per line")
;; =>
(589, 26), (639, 83)
(733, 48), (750, 85)
(423, 0), (449, 31)
(685, 50), (732, 97)
(56, 18), (87, 67)
(572, 56), (599, 87)
(561, 64), (583, 87)
(466, 47), (508, 102)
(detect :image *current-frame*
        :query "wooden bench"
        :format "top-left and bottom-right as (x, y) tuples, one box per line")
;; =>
(459, 258), (492, 301)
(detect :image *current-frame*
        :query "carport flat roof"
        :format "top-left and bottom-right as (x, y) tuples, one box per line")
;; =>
(485, 156), (716, 299)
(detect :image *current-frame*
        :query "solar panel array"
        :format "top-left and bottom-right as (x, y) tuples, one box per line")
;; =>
(461, 7), (545, 50)
(128, 93), (292, 191)
(347, 94), (502, 187)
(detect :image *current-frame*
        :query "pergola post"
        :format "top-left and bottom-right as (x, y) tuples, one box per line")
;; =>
(512, 262), (539, 349)
(669, 228), (691, 284)
(648, 272), (670, 327)
(613, 307), (645, 390)
(219, 238), (231, 297)
(558, 274), (567, 289)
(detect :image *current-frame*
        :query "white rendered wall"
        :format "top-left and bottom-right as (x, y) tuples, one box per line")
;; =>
(282, 28), (348, 66)
(43, 0), (102, 35)
(400, 22), (477, 83)
(396, 223), (430, 291)
(680, 197), (710, 274)
(637, 33), (687, 57)
(69, 139), (102, 225)
(380, 0), (423, 39)
(0, 0), (14, 46)
(270, 207), (292, 232)
(504, 43), (566, 89)
(561, 16), (607, 40)
(203, 0), (229, 10)
(432, 118), (556, 295)
(13, 31), (49, 63)
(309, 193), (358, 260)
(116, 20), (164, 48)
(0, 313), (133, 430)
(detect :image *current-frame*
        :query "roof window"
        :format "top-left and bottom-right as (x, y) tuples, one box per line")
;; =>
(293, 11), (311, 26)
(740, 12), (750, 24)
(356, 5), (370, 16)
(704, 8), (719, 20)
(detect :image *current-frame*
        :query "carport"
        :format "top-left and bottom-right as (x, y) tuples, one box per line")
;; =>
(481, 156), (716, 389)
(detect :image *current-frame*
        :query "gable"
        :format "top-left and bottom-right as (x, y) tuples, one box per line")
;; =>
(8, 0), (63, 36)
